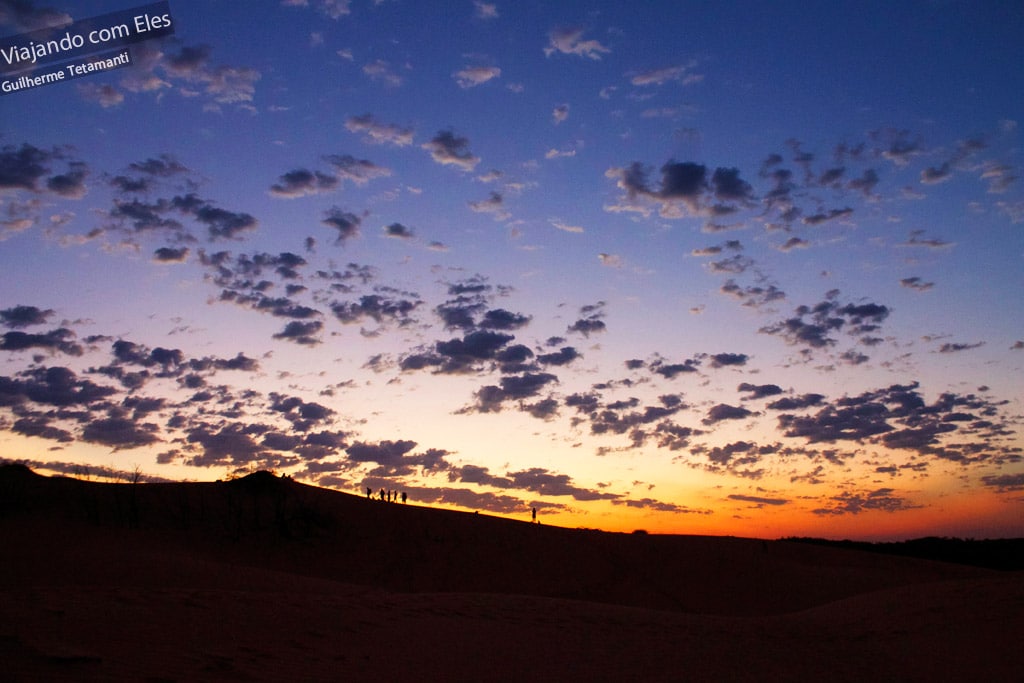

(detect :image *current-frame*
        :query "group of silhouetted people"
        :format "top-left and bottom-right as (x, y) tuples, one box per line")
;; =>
(367, 486), (406, 504)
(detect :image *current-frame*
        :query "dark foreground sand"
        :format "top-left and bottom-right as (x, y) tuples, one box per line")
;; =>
(1, 467), (1022, 681)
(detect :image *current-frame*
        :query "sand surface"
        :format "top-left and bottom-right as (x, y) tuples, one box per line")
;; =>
(1, 468), (1022, 681)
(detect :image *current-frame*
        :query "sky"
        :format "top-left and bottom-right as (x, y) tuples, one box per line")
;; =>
(1, 0), (1022, 540)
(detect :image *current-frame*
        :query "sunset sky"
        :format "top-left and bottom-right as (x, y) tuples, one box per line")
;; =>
(2, 0), (1022, 540)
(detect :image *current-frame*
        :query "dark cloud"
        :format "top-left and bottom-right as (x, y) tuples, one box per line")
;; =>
(81, 414), (161, 450)
(170, 194), (258, 240)
(11, 416), (73, 442)
(270, 393), (335, 432)
(649, 357), (700, 379)
(480, 308), (531, 330)
(0, 305), (54, 328)
(153, 246), (190, 263)
(45, 161), (89, 198)
(710, 167), (755, 202)
(568, 302), (607, 337)
(346, 439), (418, 465)
(720, 280), (787, 309)
(802, 207), (853, 226)
(901, 229), (952, 249)
(728, 493), (789, 506)
(703, 403), (755, 425)
(332, 293), (421, 326)
(185, 423), (267, 468)
(737, 383), (783, 400)
(537, 346), (580, 366)
(900, 276), (934, 292)
(384, 222), (415, 239)
(421, 130), (480, 171)
(269, 168), (339, 198)
(507, 467), (618, 501)
(273, 320), (323, 345)
(1, 328), (83, 356)
(3, 366), (116, 407)
(760, 293), (890, 351)
(321, 208), (362, 244)
(0, 142), (62, 192)
(468, 372), (558, 413)
(812, 488), (920, 515)
(981, 473), (1024, 493)
(709, 352), (748, 368)
(0, 0), (71, 31)
(767, 393), (825, 411)
(836, 170), (875, 202)
(920, 163), (953, 185)
(938, 341), (985, 353)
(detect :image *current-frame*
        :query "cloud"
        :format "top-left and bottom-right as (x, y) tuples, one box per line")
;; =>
(282, 0), (352, 19)
(77, 83), (124, 108)
(937, 341), (985, 353)
(346, 439), (417, 465)
(703, 403), (755, 425)
(273, 320), (323, 345)
(552, 103), (570, 124)
(153, 246), (190, 263)
(0, 143), (86, 196)
(453, 65), (501, 88)
(321, 208), (363, 244)
(567, 302), (607, 337)
(81, 414), (161, 450)
(981, 473), (1024, 493)
(0, 305), (54, 328)
(900, 276), (934, 292)
(469, 192), (511, 221)
(160, 44), (261, 108)
(605, 160), (755, 219)
(467, 372), (559, 413)
(362, 59), (403, 87)
(759, 293), (890, 352)
(323, 155), (393, 185)
(0, 0), (71, 31)
(422, 130), (480, 171)
(344, 114), (415, 147)
(2, 328), (83, 356)
(813, 488), (920, 515)
(900, 229), (952, 249)
(871, 128), (924, 167)
(544, 27), (611, 60)
(383, 223), (415, 239)
(709, 352), (749, 368)
(737, 383), (784, 400)
(269, 169), (339, 198)
(920, 163), (953, 185)
(630, 63), (700, 86)
(473, 1), (498, 20)
(550, 219), (584, 233)
(728, 493), (789, 506)
(332, 293), (421, 326)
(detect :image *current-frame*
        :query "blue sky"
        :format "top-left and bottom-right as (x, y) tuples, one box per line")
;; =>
(1, 0), (1022, 539)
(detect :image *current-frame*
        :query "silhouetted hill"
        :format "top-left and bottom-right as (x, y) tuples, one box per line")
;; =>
(0, 464), (1005, 615)
(3, 465), (1023, 681)
(785, 536), (1024, 571)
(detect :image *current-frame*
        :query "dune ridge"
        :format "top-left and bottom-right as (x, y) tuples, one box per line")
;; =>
(2, 465), (1021, 681)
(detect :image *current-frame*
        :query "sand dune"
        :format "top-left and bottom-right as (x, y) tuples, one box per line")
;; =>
(1, 466), (1021, 681)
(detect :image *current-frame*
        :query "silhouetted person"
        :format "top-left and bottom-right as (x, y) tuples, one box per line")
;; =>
(379, 488), (386, 501)
(532, 507), (537, 523)
(366, 486), (372, 499)
(401, 491), (407, 504)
